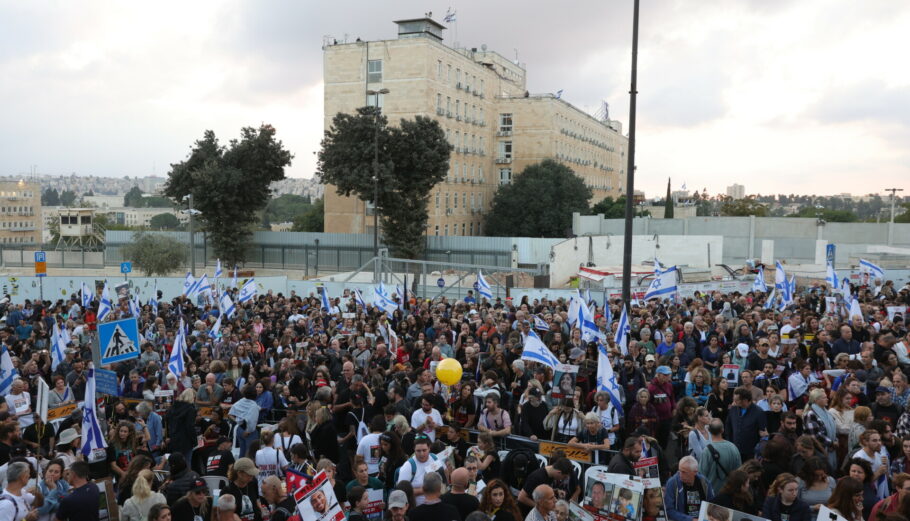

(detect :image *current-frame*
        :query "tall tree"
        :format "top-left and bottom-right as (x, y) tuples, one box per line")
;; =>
(664, 178), (674, 218)
(590, 196), (649, 218)
(292, 198), (325, 232)
(149, 213), (181, 230)
(485, 159), (592, 237)
(318, 106), (450, 258)
(124, 186), (144, 207)
(720, 196), (769, 216)
(163, 124), (293, 266)
(122, 232), (187, 276)
(59, 190), (77, 207)
(41, 188), (60, 206)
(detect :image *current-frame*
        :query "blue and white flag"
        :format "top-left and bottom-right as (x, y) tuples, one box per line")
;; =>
(220, 293), (236, 318)
(209, 313), (223, 339)
(0, 345), (15, 396)
(238, 278), (257, 303)
(149, 281), (158, 315)
(614, 304), (631, 355)
(182, 272), (195, 296)
(443, 7), (456, 23)
(168, 319), (187, 376)
(643, 266), (678, 301)
(848, 297), (863, 323)
(826, 264), (839, 291)
(51, 324), (67, 372)
(579, 296), (602, 343)
(567, 295), (581, 326)
(840, 277), (851, 297)
(789, 275), (797, 303)
(320, 287), (332, 312)
(81, 282), (93, 308)
(653, 257), (664, 274)
(80, 364), (108, 457)
(596, 343), (624, 413)
(231, 266), (238, 289)
(555, 89), (563, 99)
(476, 270), (493, 299)
(764, 288), (776, 310)
(215, 259), (223, 279)
(520, 330), (560, 368)
(396, 285), (404, 311)
(354, 289), (367, 311)
(752, 267), (768, 293)
(97, 282), (113, 322)
(129, 295), (142, 317)
(533, 315), (549, 331)
(194, 274), (211, 295)
(859, 259), (885, 281)
(372, 286), (398, 317)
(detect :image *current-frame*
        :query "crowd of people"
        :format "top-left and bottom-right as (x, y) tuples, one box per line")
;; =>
(0, 272), (907, 521)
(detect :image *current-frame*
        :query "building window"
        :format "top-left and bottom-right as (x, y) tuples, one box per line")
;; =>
(456, 68), (461, 86)
(445, 193), (450, 208)
(455, 99), (460, 115)
(462, 193), (467, 208)
(435, 225), (439, 236)
(462, 223), (466, 235)
(453, 193), (458, 208)
(499, 141), (512, 159)
(470, 223), (474, 235)
(366, 93), (384, 108)
(367, 60), (382, 83)
(444, 225), (449, 236)
(436, 93), (442, 111)
(435, 192), (440, 208)
(446, 96), (451, 112)
(437, 60), (443, 80)
(447, 64), (452, 83)
(499, 113), (513, 132)
(499, 168), (512, 185)
(471, 193), (475, 209)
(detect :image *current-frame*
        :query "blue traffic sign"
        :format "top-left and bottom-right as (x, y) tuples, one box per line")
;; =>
(98, 317), (140, 365)
(94, 368), (120, 396)
(120, 262), (132, 274)
(34, 251), (46, 263)
(437, 277), (445, 288)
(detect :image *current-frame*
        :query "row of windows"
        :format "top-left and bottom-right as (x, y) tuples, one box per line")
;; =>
(0, 206), (35, 214)
(60, 216), (91, 225)
(0, 191), (35, 198)
(434, 222), (482, 236)
(436, 94), (485, 125)
(436, 61), (485, 96)
(435, 191), (486, 210)
(447, 161), (485, 183)
(0, 236), (34, 244)
(1, 221), (33, 229)
(444, 130), (486, 156)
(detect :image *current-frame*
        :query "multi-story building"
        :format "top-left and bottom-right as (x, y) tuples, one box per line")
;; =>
(323, 17), (627, 236)
(0, 180), (42, 245)
(726, 183), (745, 200)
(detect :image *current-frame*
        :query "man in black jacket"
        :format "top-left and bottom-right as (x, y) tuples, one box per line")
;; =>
(519, 387), (549, 439)
(607, 437), (641, 475)
(161, 453), (200, 504)
(725, 388), (768, 462)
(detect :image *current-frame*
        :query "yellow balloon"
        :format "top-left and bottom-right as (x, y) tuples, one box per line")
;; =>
(436, 357), (463, 386)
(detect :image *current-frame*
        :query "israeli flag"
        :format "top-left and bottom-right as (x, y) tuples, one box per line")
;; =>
(443, 7), (456, 23)
(614, 304), (631, 355)
(579, 296), (602, 343)
(520, 330), (560, 368)
(840, 277), (851, 296)
(643, 266), (678, 301)
(476, 270), (493, 299)
(354, 289), (367, 311)
(826, 264), (839, 291)
(231, 266), (238, 289)
(209, 313), (223, 339)
(653, 257), (664, 274)
(788, 275), (797, 303)
(849, 297), (863, 323)
(220, 293), (236, 318)
(320, 287), (332, 312)
(168, 319), (187, 376)
(238, 278), (257, 303)
(860, 259), (885, 280)
(182, 272), (195, 296)
(81, 282), (93, 308)
(194, 274), (211, 295)
(763, 288), (776, 310)
(596, 343), (624, 413)
(533, 315), (549, 331)
(215, 259), (223, 278)
(0, 345), (15, 397)
(97, 283), (113, 322)
(396, 285), (404, 311)
(51, 324), (66, 372)
(752, 267), (768, 293)
(80, 364), (108, 457)
(372, 287), (398, 317)
(129, 295), (142, 317)
(567, 296), (581, 326)
(149, 281), (158, 315)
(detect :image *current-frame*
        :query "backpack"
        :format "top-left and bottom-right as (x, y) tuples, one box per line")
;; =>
(0, 494), (19, 520)
(500, 447), (541, 493)
(350, 409), (369, 445)
(393, 453), (440, 485)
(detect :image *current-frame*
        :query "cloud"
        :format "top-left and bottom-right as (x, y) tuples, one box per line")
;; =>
(809, 80), (910, 127)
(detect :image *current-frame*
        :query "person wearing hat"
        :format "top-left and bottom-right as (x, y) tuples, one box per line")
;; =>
(54, 428), (81, 469)
(170, 477), (212, 521)
(647, 366), (676, 446)
(387, 489), (409, 521)
(223, 457), (262, 521)
(871, 386), (901, 429)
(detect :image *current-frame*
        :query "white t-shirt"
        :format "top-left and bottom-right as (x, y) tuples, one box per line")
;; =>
(410, 408), (443, 442)
(0, 489), (35, 521)
(356, 432), (383, 475)
(396, 455), (443, 506)
(254, 447), (289, 492)
(272, 433), (302, 457)
(4, 394), (32, 429)
(853, 447), (890, 499)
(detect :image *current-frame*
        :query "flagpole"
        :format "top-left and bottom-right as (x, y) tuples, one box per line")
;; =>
(621, 0), (640, 310)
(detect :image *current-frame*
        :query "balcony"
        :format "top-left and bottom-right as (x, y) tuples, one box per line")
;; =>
(446, 111), (453, 118)
(455, 115), (462, 121)
(496, 130), (512, 137)
(495, 157), (512, 164)
(456, 82), (463, 90)
(436, 108), (445, 116)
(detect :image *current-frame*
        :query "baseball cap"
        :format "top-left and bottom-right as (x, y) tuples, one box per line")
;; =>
(529, 387), (542, 397)
(736, 343), (750, 358)
(388, 490), (408, 509)
(188, 478), (209, 493)
(876, 386), (891, 395)
(645, 354), (656, 363)
(656, 366), (672, 375)
(233, 457), (259, 476)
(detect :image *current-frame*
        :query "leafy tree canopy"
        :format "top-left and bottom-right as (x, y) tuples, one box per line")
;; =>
(590, 196), (650, 218)
(317, 107), (450, 258)
(149, 213), (181, 230)
(264, 194), (313, 224)
(719, 197), (769, 217)
(42, 188), (60, 206)
(163, 124), (293, 266)
(292, 198), (324, 232)
(787, 206), (858, 222)
(59, 190), (77, 207)
(485, 159), (592, 237)
(121, 231), (187, 276)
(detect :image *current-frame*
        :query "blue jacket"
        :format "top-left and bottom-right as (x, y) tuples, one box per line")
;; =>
(146, 411), (164, 452)
(664, 472), (715, 521)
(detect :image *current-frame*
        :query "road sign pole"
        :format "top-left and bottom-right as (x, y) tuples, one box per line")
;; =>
(39, 277), (43, 303)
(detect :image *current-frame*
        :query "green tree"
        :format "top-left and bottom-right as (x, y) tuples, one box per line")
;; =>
(895, 202), (910, 223)
(292, 198), (324, 232)
(788, 207), (858, 222)
(59, 190), (77, 207)
(42, 188), (60, 206)
(720, 197), (769, 216)
(264, 194), (313, 223)
(590, 196), (649, 218)
(140, 196), (174, 208)
(124, 186), (144, 207)
(664, 178), (674, 218)
(485, 159), (592, 237)
(163, 125), (293, 266)
(317, 106), (450, 258)
(121, 231), (187, 276)
(149, 213), (181, 230)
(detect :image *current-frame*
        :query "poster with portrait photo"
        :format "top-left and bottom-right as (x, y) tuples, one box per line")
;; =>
(722, 364), (740, 387)
(633, 459), (665, 521)
(153, 389), (173, 413)
(294, 470), (345, 521)
(633, 457), (659, 481)
(697, 501), (770, 521)
(570, 502), (596, 521)
(552, 364), (579, 400)
(583, 469), (644, 521)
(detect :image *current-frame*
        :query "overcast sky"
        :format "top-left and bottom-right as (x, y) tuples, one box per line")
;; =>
(1, 0), (907, 198)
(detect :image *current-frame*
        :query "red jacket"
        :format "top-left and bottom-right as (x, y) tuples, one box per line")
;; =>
(647, 377), (675, 420)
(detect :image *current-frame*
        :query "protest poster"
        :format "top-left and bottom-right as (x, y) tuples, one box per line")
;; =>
(817, 506), (848, 521)
(887, 306), (907, 322)
(825, 297), (838, 317)
(153, 389), (174, 413)
(697, 501), (771, 521)
(552, 364), (579, 400)
(293, 470), (345, 521)
(47, 403), (78, 422)
(633, 457), (659, 481)
(722, 364), (740, 386)
(582, 468), (644, 521)
(570, 502), (595, 521)
(633, 458), (665, 521)
(362, 488), (385, 521)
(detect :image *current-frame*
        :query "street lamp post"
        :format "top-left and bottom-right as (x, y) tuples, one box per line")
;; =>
(183, 194), (201, 277)
(621, 0), (641, 308)
(366, 88), (390, 259)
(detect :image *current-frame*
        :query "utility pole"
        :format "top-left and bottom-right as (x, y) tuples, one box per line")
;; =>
(366, 88), (390, 260)
(188, 193), (196, 277)
(621, 0), (641, 308)
(885, 187), (904, 246)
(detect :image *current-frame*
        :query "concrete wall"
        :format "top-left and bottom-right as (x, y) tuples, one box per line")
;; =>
(548, 234), (724, 287)
(572, 214), (910, 266)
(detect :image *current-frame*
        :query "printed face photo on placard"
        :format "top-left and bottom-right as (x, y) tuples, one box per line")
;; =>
(583, 471), (644, 521)
(697, 501), (771, 521)
(584, 478), (613, 513)
(552, 364), (579, 399)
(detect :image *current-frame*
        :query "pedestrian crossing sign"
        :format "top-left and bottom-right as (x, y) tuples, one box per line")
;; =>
(98, 317), (140, 365)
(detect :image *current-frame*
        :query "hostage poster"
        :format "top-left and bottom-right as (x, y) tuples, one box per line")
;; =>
(582, 469), (644, 521)
(552, 364), (580, 400)
(293, 470), (345, 521)
(633, 458), (665, 521)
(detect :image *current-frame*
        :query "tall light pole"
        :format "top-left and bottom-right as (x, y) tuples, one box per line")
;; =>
(366, 88), (390, 258)
(885, 187), (904, 245)
(621, 0), (641, 308)
(184, 194), (201, 277)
